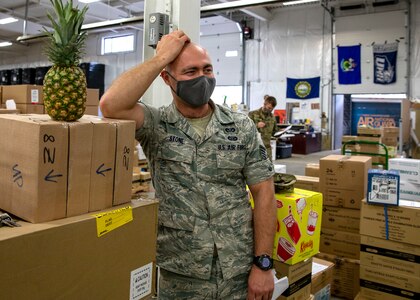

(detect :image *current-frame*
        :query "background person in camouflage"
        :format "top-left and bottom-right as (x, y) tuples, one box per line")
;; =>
(248, 96), (278, 160)
(100, 30), (277, 300)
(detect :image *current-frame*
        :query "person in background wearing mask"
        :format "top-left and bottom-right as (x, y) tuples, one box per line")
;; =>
(248, 96), (278, 161)
(100, 31), (277, 300)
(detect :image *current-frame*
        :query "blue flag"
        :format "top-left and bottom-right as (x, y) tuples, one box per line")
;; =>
(373, 42), (398, 84)
(337, 45), (361, 84)
(286, 77), (320, 100)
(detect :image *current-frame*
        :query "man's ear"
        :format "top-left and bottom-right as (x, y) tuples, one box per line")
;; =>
(160, 71), (170, 85)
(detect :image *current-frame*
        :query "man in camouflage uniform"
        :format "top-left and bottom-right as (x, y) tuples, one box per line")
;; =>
(248, 96), (278, 160)
(100, 31), (277, 299)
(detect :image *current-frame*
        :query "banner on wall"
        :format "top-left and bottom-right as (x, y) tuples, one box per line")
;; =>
(286, 77), (320, 99)
(337, 45), (361, 85)
(373, 42), (398, 85)
(351, 101), (400, 135)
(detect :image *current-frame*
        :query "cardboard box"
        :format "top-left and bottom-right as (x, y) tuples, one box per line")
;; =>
(295, 175), (319, 192)
(103, 118), (136, 206)
(389, 158), (420, 184)
(305, 163), (319, 177)
(316, 252), (360, 300)
(86, 88), (100, 106)
(0, 199), (158, 300)
(84, 105), (99, 116)
(360, 199), (420, 246)
(320, 228), (360, 259)
(311, 257), (334, 297)
(80, 115), (116, 212)
(360, 265), (420, 298)
(25, 114), (94, 217)
(274, 258), (312, 300)
(360, 235), (420, 279)
(399, 180), (420, 201)
(0, 114), (68, 222)
(321, 206), (360, 233)
(2, 84), (43, 104)
(319, 155), (371, 209)
(381, 127), (399, 137)
(15, 103), (44, 114)
(0, 108), (20, 114)
(273, 189), (323, 265)
(359, 287), (415, 300)
(357, 127), (381, 136)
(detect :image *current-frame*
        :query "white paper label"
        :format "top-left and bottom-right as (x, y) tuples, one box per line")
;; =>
(130, 262), (153, 300)
(369, 176), (398, 205)
(31, 89), (39, 103)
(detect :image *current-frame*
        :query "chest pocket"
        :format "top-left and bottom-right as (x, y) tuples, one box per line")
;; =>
(157, 144), (194, 173)
(216, 148), (245, 169)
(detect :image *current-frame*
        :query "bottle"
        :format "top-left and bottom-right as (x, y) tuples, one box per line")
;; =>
(223, 96), (229, 108)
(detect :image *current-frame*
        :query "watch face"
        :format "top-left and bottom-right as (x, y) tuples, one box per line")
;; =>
(261, 257), (271, 268)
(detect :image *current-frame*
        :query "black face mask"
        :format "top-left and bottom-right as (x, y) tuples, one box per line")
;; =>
(166, 72), (216, 107)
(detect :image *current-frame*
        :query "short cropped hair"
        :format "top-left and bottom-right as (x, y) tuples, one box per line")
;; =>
(265, 96), (277, 107)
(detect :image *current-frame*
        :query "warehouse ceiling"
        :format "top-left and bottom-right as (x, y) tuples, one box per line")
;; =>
(0, 0), (406, 50)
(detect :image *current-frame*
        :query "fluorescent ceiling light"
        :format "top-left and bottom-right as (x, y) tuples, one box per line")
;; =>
(0, 42), (12, 47)
(0, 17), (19, 25)
(283, 0), (320, 6)
(78, 0), (101, 3)
(351, 94), (406, 99)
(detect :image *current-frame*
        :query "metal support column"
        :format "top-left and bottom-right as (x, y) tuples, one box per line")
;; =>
(142, 0), (200, 107)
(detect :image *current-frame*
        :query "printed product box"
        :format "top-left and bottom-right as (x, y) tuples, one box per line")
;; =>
(102, 118), (136, 206)
(311, 257), (334, 297)
(274, 258), (312, 300)
(0, 114), (68, 222)
(316, 252), (360, 300)
(294, 175), (320, 192)
(273, 189), (322, 265)
(389, 158), (420, 184)
(0, 199), (158, 300)
(319, 155), (372, 209)
(359, 287), (414, 300)
(15, 103), (44, 114)
(81, 115), (117, 212)
(360, 199), (420, 246)
(360, 265), (420, 299)
(399, 180), (420, 201)
(320, 228), (360, 260)
(305, 163), (319, 177)
(321, 206), (360, 233)
(2, 84), (43, 104)
(367, 169), (400, 206)
(360, 235), (420, 279)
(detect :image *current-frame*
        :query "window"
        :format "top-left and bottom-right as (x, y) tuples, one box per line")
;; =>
(101, 34), (135, 55)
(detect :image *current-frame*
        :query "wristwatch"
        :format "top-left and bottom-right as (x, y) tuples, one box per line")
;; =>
(253, 254), (274, 271)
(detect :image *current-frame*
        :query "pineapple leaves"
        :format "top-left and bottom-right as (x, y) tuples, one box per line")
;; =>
(43, 0), (88, 66)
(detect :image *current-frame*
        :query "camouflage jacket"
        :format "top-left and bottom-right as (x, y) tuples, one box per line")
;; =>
(248, 108), (277, 148)
(136, 101), (274, 280)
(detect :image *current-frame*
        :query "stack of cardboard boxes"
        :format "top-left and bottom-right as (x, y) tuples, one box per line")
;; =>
(0, 114), (158, 299)
(357, 157), (420, 299)
(0, 85), (100, 115)
(316, 155), (372, 299)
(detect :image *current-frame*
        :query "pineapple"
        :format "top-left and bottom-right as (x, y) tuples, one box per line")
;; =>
(43, 0), (88, 121)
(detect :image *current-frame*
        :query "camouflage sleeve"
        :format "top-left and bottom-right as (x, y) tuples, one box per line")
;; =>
(241, 116), (275, 186)
(272, 115), (278, 136)
(135, 102), (160, 159)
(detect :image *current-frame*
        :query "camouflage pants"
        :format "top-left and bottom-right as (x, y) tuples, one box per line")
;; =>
(158, 256), (248, 299)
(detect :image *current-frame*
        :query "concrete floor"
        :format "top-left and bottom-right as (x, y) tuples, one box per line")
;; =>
(273, 149), (341, 176)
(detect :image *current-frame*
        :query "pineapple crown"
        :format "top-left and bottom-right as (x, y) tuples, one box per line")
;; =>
(44, 0), (88, 66)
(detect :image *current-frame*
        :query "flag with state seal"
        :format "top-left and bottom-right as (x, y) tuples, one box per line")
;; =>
(286, 77), (320, 100)
(337, 44), (361, 84)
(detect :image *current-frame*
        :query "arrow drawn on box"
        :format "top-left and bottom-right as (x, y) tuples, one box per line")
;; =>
(96, 163), (112, 177)
(45, 169), (63, 183)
